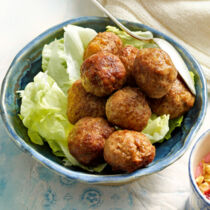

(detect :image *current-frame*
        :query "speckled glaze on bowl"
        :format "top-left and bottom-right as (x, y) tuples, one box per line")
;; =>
(187, 130), (210, 209)
(0, 16), (208, 185)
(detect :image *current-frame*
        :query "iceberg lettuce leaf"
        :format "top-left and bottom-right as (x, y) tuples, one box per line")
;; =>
(164, 116), (183, 141)
(64, 25), (97, 85)
(142, 114), (170, 144)
(19, 72), (72, 145)
(42, 38), (71, 94)
(42, 25), (97, 94)
(19, 72), (105, 173)
(142, 114), (184, 144)
(106, 26), (158, 49)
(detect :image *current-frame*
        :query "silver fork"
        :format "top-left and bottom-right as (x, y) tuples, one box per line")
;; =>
(91, 0), (196, 95)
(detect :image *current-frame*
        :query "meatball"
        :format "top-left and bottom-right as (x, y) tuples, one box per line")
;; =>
(149, 77), (195, 119)
(133, 48), (177, 98)
(119, 45), (139, 84)
(84, 31), (123, 59)
(67, 80), (106, 124)
(104, 130), (155, 173)
(106, 87), (151, 131)
(81, 52), (127, 97)
(68, 117), (114, 166)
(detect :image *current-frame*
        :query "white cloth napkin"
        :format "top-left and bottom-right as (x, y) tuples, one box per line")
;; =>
(100, 0), (210, 91)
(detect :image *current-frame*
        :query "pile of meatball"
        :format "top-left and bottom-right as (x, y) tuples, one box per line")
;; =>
(67, 31), (195, 173)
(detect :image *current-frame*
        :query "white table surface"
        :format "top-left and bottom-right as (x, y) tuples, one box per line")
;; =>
(0, 1), (209, 209)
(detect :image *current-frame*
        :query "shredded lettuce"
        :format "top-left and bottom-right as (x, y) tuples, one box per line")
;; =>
(106, 26), (158, 49)
(143, 114), (184, 144)
(64, 25), (97, 86)
(42, 25), (97, 94)
(42, 38), (71, 94)
(164, 116), (183, 141)
(142, 114), (170, 144)
(19, 72), (105, 172)
(19, 72), (73, 153)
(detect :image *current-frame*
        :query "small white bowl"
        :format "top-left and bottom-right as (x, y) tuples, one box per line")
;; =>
(188, 129), (210, 209)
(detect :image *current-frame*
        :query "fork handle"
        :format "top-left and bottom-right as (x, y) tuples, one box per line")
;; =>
(91, 0), (151, 41)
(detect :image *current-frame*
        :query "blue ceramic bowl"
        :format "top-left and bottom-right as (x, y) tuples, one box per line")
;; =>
(0, 16), (208, 184)
(187, 130), (210, 209)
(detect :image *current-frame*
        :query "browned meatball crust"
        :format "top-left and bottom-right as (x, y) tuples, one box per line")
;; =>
(67, 80), (106, 124)
(81, 52), (127, 97)
(104, 130), (155, 172)
(149, 77), (195, 119)
(106, 87), (151, 131)
(84, 31), (123, 60)
(119, 45), (139, 84)
(133, 48), (178, 98)
(68, 117), (114, 166)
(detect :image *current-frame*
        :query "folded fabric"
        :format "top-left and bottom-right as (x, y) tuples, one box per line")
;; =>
(100, 0), (210, 91)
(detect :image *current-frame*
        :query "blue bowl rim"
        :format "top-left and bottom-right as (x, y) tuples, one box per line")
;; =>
(188, 129), (210, 204)
(0, 16), (208, 184)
